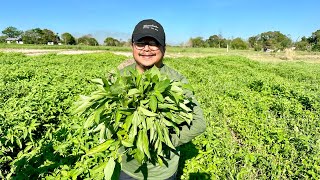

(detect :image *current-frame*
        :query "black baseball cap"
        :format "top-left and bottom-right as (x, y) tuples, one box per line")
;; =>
(132, 19), (166, 46)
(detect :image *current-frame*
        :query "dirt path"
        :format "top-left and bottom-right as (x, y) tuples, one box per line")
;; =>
(1, 48), (320, 63)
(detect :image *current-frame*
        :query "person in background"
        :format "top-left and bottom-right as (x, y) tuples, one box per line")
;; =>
(119, 19), (206, 180)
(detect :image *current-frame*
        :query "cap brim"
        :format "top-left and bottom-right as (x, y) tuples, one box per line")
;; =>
(133, 34), (165, 46)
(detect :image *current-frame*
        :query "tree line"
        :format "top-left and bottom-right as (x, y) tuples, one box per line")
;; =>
(0, 26), (125, 46)
(1, 26), (320, 51)
(188, 30), (320, 52)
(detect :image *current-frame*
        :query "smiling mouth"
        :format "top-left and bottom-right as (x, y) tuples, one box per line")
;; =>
(139, 53), (155, 56)
(139, 55), (155, 59)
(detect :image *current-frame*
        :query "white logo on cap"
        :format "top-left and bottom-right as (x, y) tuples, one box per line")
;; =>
(143, 24), (159, 31)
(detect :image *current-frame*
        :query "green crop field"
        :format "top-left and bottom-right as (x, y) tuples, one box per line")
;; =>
(1, 52), (320, 179)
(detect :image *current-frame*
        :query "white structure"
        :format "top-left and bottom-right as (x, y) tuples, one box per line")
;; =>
(6, 37), (23, 44)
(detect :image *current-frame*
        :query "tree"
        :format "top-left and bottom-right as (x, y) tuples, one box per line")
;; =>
(189, 37), (207, 47)
(61, 32), (76, 45)
(261, 31), (292, 50)
(78, 35), (99, 46)
(248, 36), (263, 51)
(230, 38), (249, 50)
(104, 37), (121, 46)
(309, 30), (320, 45)
(295, 36), (310, 51)
(2, 26), (23, 38)
(205, 34), (228, 48)
(249, 31), (292, 51)
(248, 36), (257, 48)
(0, 35), (7, 43)
(42, 29), (57, 43)
(206, 35), (220, 48)
(21, 28), (59, 44)
(305, 30), (320, 51)
(22, 28), (44, 44)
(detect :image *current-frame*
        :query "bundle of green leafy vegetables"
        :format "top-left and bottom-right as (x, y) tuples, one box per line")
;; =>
(73, 67), (195, 179)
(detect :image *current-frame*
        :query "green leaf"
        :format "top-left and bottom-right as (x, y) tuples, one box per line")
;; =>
(132, 111), (142, 129)
(140, 99), (149, 106)
(162, 117), (177, 128)
(155, 121), (164, 142)
(101, 77), (110, 90)
(149, 95), (158, 112)
(16, 137), (22, 149)
(138, 107), (158, 117)
(143, 81), (151, 92)
(162, 117), (180, 136)
(71, 167), (85, 180)
(179, 102), (192, 112)
(142, 129), (151, 158)
(157, 155), (164, 166)
(84, 106), (104, 128)
(123, 114), (133, 132)
(137, 130), (144, 152)
(179, 111), (193, 125)
(86, 139), (113, 156)
(91, 78), (104, 85)
(154, 79), (171, 93)
(127, 88), (140, 96)
(182, 83), (194, 92)
(154, 91), (164, 102)
(149, 126), (157, 143)
(156, 138), (163, 156)
(72, 96), (95, 115)
(118, 108), (135, 115)
(169, 91), (183, 104)
(164, 96), (175, 104)
(115, 110), (122, 126)
(172, 113), (186, 124)
(91, 122), (104, 133)
(162, 125), (175, 149)
(128, 123), (137, 141)
(141, 117), (147, 129)
(162, 112), (173, 119)
(158, 103), (178, 110)
(104, 157), (116, 180)
(146, 117), (154, 130)
(121, 139), (134, 147)
(170, 84), (183, 93)
(84, 114), (95, 129)
(135, 132), (145, 164)
(92, 161), (108, 175)
(99, 124), (106, 143)
(151, 74), (160, 83)
(149, 66), (161, 77)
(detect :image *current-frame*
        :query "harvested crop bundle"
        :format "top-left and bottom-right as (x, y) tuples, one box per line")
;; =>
(73, 67), (195, 179)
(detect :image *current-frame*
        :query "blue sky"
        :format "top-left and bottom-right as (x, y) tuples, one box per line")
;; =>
(1, 0), (319, 45)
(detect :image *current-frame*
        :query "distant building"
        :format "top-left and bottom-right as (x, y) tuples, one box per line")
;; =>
(6, 37), (23, 44)
(47, 41), (54, 45)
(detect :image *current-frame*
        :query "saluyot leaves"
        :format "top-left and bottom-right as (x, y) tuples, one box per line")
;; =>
(72, 66), (195, 179)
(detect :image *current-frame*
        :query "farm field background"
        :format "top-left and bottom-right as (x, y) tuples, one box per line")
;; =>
(0, 47), (320, 179)
(2, 44), (320, 63)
